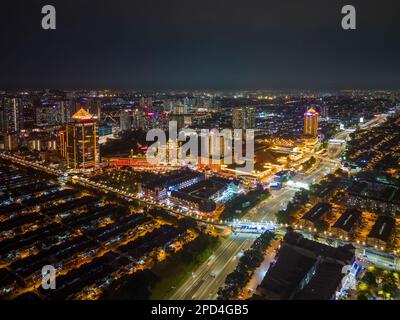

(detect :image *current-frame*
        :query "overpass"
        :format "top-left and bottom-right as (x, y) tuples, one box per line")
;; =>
(228, 220), (278, 233)
(0, 152), (63, 177)
(301, 152), (341, 165)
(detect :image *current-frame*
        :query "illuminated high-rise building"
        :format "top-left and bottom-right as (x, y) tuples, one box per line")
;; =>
(120, 110), (132, 132)
(62, 108), (99, 170)
(304, 108), (319, 136)
(183, 97), (190, 114)
(132, 109), (144, 130)
(139, 97), (146, 108)
(232, 107), (255, 129)
(0, 97), (24, 133)
(36, 102), (66, 126)
(4, 132), (19, 151)
(320, 105), (329, 120)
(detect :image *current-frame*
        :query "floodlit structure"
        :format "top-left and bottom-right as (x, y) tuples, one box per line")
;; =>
(304, 108), (319, 137)
(61, 108), (99, 170)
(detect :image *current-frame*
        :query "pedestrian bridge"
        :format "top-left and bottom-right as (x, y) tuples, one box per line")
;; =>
(228, 221), (278, 233)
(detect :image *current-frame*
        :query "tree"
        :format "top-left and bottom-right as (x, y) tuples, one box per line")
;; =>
(335, 168), (349, 179)
(293, 188), (309, 204)
(382, 273), (399, 298)
(363, 272), (376, 287)
(218, 231), (277, 300)
(177, 217), (198, 230)
(357, 291), (372, 300)
(276, 210), (291, 225)
(239, 250), (263, 270)
(321, 140), (329, 149)
(309, 183), (321, 194)
(102, 270), (157, 300)
(286, 201), (298, 214)
(314, 220), (329, 233)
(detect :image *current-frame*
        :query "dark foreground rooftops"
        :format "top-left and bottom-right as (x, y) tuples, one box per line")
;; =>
(332, 208), (362, 233)
(257, 244), (315, 299)
(256, 231), (355, 300)
(293, 262), (344, 300)
(301, 203), (332, 223)
(368, 215), (396, 243)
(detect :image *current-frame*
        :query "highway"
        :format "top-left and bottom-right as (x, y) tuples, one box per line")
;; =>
(246, 188), (296, 222)
(169, 233), (258, 300)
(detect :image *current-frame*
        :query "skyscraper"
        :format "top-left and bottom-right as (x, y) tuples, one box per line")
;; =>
(320, 105), (329, 120)
(0, 97), (24, 133)
(304, 108), (319, 136)
(62, 108), (99, 170)
(132, 109), (144, 130)
(36, 103), (65, 126)
(4, 132), (19, 151)
(183, 97), (190, 114)
(120, 110), (132, 132)
(232, 107), (255, 129)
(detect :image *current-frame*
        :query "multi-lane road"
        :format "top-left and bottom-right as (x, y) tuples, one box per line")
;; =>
(170, 233), (259, 300)
(246, 158), (338, 223)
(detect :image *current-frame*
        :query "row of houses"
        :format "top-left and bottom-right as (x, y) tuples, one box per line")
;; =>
(313, 178), (400, 217)
(300, 202), (396, 248)
(344, 179), (400, 216)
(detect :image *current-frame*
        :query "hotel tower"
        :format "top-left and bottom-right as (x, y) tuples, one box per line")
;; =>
(304, 108), (319, 137)
(60, 108), (99, 170)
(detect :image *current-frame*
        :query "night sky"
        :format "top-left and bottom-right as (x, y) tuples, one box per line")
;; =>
(1, 0), (400, 90)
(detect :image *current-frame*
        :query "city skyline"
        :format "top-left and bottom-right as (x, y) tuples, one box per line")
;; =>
(0, 88), (399, 302)
(1, 0), (400, 307)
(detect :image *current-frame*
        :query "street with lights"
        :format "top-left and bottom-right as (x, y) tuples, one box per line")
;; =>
(170, 233), (259, 300)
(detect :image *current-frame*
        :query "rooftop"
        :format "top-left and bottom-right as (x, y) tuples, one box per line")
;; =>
(332, 208), (362, 233)
(71, 108), (94, 121)
(301, 203), (332, 223)
(293, 262), (344, 300)
(368, 215), (396, 242)
(256, 232), (355, 300)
